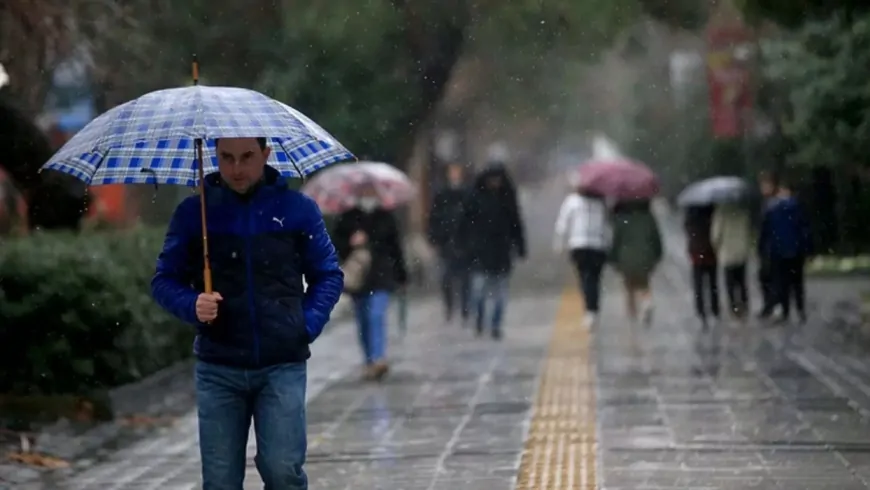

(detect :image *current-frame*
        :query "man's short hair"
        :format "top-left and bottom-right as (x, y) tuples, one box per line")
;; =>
(214, 137), (268, 150)
(758, 170), (777, 185)
(777, 174), (795, 191)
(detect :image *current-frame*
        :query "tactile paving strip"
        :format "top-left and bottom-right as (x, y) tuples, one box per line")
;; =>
(515, 288), (597, 489)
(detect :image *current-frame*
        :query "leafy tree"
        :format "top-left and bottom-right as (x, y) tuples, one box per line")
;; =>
(0, 0), (132, 115)
(4, 0), (714, 178)
(760, 13), (870, 252)
(737, 0), (869, 27)
(89, 0), (648, 165)
(761, 14), (870, 168)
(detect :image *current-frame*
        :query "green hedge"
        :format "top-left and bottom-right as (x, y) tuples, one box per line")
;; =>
(0, 227), (192, 396)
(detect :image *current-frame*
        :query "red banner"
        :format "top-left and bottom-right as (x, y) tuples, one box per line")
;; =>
(705, 25), (753, 138)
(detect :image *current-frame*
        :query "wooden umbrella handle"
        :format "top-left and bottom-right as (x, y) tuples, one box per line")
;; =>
(195, 138), (212, 294)
(192, 55), (212, 294)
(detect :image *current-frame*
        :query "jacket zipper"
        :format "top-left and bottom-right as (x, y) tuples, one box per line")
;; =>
(245, 203), (260, 365)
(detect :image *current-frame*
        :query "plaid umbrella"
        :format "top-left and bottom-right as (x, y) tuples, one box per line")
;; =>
(40, 61), (354, 293)
(301, 161), (416, 214)
(42, 85), (353, 185)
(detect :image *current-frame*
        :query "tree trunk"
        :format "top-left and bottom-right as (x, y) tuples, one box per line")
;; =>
(390, 0), (469, 233)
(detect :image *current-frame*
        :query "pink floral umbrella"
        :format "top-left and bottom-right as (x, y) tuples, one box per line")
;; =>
(302, 161), (416, 214)
(574, 158), (659, 201)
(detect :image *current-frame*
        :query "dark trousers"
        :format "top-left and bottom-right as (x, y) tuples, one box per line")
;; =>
(692, 263), (720, 319)
(758, 259), (775, 313)
(570, 248), (607, 313)
(723, 263), (748, 316)
(770, 256), (806, 318)
(440, 257), (470, 321)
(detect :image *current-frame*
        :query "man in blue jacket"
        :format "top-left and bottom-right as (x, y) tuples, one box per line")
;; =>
(758, 177), (812, 324)
(151, 137), (343, 490)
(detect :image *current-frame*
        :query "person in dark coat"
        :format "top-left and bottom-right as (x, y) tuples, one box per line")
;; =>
(0, 167), (27, 235)
(151, 137), (344, 489)
(684, 204), (720, 328)
(458, 163), (526, 339)
(756, 171), (780, 316)
(333, 184), (408, 380)
(428, 163), (471, 325)
(0, 98), (89, 231)
(758, 177), (812, 324)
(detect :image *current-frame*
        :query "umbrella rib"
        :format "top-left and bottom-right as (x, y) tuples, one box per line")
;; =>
(277, 140), (306, 181)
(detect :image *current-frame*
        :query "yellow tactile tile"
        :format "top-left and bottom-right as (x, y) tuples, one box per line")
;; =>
(515, 287), (597, 489)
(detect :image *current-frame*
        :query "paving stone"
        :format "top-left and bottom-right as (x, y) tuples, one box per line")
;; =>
(16, 203), (870, 489)
(26, 296), (558, 489)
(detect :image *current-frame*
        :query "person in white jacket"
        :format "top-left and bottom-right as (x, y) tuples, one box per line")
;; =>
(553, 189), (612, 327)
(711, 203), (753, 319)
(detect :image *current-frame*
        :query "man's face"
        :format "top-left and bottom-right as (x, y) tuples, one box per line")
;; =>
(485, 175), (502, 189)
(216, 138), (270, 194)
(446, 165), (464, 186)
(759, 180), (775, 197)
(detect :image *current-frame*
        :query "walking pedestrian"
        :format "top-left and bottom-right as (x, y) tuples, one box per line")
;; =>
(757, 171), (780, 316)
(553, 187), (611, 328)
(333, 183), (408, 380)
(459, 163), (527, 339)
(151, 137), (344, 490)
(711, 202), (752, 319)
(428, 163), (471, 325)
(758, 177), (812, 324)
(610, 199), (662, 326)
(684, 205), (720, 328)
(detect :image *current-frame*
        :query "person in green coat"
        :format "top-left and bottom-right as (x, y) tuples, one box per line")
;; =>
(610, 200), (663, 325)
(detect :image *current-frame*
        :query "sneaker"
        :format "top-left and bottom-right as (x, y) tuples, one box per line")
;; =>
(491, 329), (503, 340)
(584, 313), (597, 329)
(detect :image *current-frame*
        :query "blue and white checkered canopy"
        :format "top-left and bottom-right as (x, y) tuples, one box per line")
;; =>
(41, 86), (354, 186)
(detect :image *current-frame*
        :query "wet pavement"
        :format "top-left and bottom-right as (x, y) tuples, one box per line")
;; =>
(597, 259), (870, 489)
(33, 295), (559, 489)
(29, 263), (870, 490)
(10, 192), (870, 489)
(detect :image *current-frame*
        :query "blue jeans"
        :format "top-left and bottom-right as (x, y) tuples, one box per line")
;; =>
(196, 361), (307, 490)
(471, 273), (510, 333)
(353, 291), (391, 363)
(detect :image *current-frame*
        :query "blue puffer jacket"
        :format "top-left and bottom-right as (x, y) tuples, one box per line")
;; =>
(151, 166), (344, 368)
(758, 196), (813, 260)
